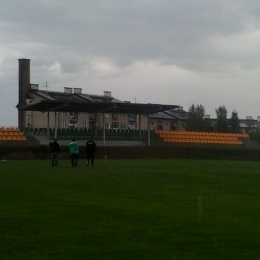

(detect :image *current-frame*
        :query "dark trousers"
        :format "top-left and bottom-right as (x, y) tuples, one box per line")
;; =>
(87, 153), (94, 167)
(51, 153), (58, 167)
(71, 154), (78, 167)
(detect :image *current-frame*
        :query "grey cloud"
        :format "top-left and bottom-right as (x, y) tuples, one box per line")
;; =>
(2, 0), (259, 71)
(2, 0), (260, 125)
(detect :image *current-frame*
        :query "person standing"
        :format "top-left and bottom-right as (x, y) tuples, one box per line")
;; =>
(49, 138), (61, 167)
(69, 138), (79, 167)
(86, 137), (96, 167)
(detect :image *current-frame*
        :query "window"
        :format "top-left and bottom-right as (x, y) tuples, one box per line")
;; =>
(80, 112), (87, 116)
(105, 113), (109, 118)
(120, 114), (126, 118)
(164, 122), (169, 127)
(121, 124), (126, 129)
(61, 112), (66, 116)
(105, 123), (110, 129)
(61, 122), (67, 128)
(111, 122), (119, 129)
(89, 113), (95, 119)
(81, 122), (87, 128)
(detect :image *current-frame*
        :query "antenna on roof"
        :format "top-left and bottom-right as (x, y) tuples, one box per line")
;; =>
(46, 81), (48, 91)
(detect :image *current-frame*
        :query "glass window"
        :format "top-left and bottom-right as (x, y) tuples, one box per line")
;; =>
(61, 122), (67, 128)
(81, 122), (87, 128)
(111, 122), (119, 129)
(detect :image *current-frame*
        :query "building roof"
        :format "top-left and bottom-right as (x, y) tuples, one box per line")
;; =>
(164, 109), (188, 120)
(150, 111), (178, 120)
(20, 99), (179, 115)
(19, 88), (180, 115)
(149, 108), (188, 120)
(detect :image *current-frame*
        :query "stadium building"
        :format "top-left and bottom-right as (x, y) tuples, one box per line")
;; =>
(17, 59), (185, 145)
(17, 59), (187, 130)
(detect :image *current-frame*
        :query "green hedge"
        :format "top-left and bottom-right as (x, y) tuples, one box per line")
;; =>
(0, 145), (260, 160)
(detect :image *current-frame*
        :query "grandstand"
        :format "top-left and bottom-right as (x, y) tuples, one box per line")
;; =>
(0, 125), (254, 148)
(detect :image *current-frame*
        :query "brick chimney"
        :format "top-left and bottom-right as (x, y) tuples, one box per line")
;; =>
(18, 58), (30, 129)
(103, 91), (111, 97)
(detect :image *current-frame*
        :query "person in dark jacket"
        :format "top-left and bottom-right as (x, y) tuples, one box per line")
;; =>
(86, 137), (96, 167)
(49, 138), (61, 167)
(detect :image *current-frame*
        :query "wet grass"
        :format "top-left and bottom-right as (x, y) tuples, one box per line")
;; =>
(1, 159), (260, 259)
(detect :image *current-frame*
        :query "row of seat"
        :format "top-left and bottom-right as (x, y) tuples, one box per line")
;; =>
(0, 136), (26, 141)
(0, 131), (24, 136)
(0, 127), (20, 131)
(155, 130), (248, 145)
(164, 138), (243, 145)
(159, 134), (240, 141)
(155, 130), (249, 138)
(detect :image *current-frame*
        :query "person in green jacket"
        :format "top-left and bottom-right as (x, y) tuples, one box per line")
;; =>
(69, 138), (79, 167)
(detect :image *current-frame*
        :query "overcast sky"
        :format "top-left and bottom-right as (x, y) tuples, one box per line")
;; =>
(1, 0), (260, 126)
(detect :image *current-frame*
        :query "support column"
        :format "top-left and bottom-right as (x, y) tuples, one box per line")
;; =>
(54, 111), (57, 138)
(47, 111), (50, 137)
(147, 114), (151, 146)
(95, 112), (98, 137)
(103, 112), (106, 145)
(139, 113), (141, 137)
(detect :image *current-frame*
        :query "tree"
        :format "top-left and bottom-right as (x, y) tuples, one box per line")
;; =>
(186, 104), (206, 131)
(229, 110), (240, 133)
(215, 106), (229, 132)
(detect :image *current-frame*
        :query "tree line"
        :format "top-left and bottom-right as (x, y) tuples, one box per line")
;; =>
(186, 104), (240, 133)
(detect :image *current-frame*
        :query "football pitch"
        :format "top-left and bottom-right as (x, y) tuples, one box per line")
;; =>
(1, 159), (260, 259)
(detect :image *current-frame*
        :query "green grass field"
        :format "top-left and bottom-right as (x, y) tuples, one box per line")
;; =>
(1, 159), (260, 259)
